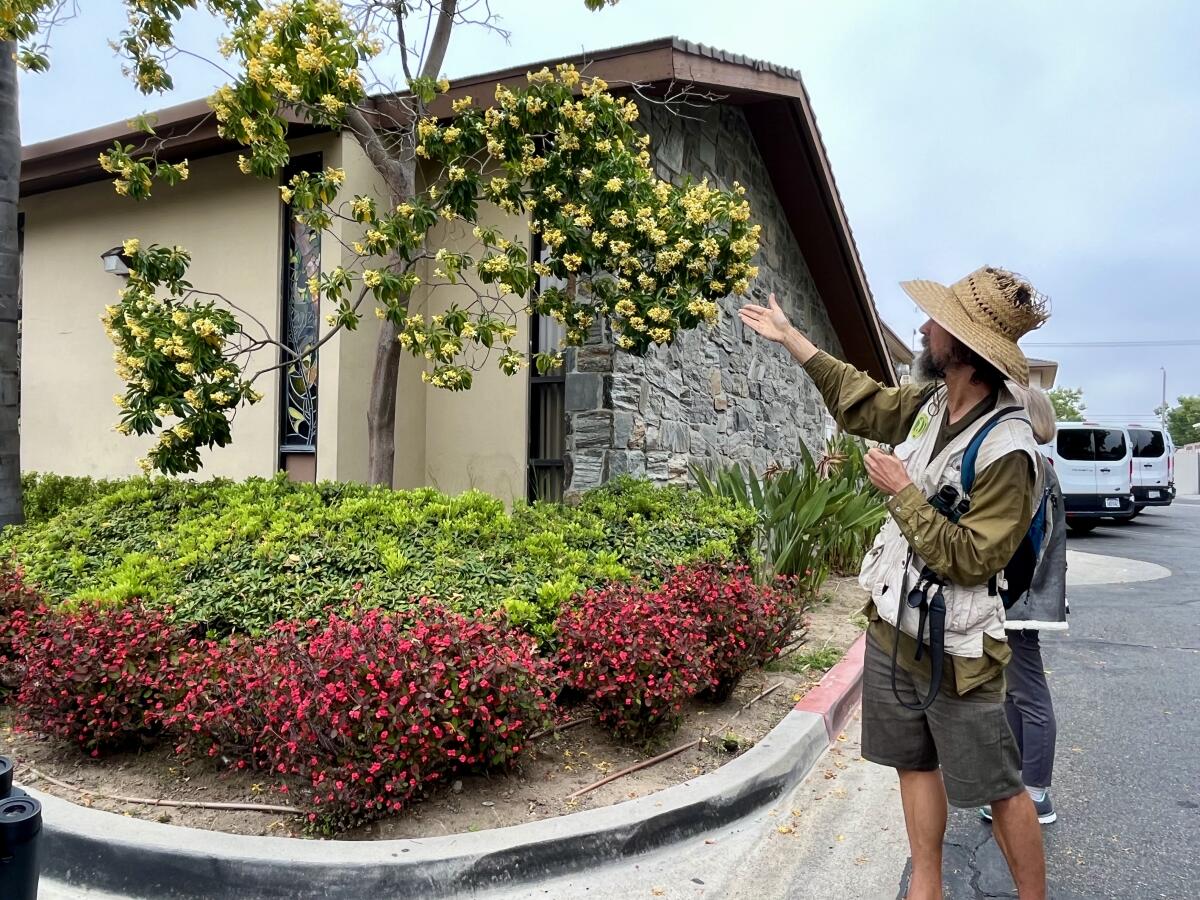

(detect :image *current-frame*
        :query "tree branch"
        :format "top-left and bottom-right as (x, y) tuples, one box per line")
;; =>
(392, 1), (414, 82)
(249, 285), (376, 381)
(419, 0), (456, 80)
(345, 105), (414, 198)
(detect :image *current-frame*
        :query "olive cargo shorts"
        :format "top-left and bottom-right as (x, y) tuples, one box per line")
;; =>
(861, 632), (1024, 808)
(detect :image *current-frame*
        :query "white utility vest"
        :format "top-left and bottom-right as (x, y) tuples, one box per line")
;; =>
(858, 386), (1043, 658)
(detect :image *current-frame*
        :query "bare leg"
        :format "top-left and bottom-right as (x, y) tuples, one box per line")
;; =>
(898, 769), (948, 900)
(990, 791), (1047, 899)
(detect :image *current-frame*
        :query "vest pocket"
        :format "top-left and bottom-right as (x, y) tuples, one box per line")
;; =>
(946, 585), (999, 636)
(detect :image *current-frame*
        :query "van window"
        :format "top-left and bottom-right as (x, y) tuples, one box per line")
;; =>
(1128, 428), (1166, 458)
(1094, 429), (1127, 461)
(1056, 428), (1128, 461)
(1057, 430), (1094, 460)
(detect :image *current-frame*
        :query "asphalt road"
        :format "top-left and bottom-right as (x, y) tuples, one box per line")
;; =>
(897, 499), (1200, 899)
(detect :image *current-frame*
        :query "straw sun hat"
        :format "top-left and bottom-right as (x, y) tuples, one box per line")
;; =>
(900, 266), (1050, 387)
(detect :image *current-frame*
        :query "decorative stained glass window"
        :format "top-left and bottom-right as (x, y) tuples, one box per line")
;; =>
(279, 157), (322, 469)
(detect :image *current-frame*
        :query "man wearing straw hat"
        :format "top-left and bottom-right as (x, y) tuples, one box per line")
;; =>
(741, 266), (1051, 900)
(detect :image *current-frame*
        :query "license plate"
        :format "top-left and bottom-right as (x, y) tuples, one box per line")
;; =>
(1149, 490), (1160, 499)
(1105, 498), (1120, 509)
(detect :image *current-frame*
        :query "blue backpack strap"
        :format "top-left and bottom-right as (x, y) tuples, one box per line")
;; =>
(961, 406), (1027, 494)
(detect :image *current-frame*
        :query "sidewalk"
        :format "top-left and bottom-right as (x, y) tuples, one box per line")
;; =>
(489, 712), (909, 900)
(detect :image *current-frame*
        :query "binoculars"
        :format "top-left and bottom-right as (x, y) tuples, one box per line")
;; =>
(929, 483), (971, 523)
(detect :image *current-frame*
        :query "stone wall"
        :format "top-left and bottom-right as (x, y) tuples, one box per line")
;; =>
(561, 102), (843, 501)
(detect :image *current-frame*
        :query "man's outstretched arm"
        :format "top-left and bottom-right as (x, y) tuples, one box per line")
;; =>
(739, 294), (929, 446)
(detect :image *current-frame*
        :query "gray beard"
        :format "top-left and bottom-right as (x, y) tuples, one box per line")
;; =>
(914, 349), (945, 383)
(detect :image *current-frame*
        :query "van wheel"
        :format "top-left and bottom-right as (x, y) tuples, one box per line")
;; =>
(1068, 520), (1099, 534)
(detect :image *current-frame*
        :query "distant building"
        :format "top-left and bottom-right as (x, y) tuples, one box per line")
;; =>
(881, 322), (914, 383)
(1027, 358), (1059, 390)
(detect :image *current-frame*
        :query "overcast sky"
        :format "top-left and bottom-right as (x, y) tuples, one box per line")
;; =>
(19, 0), (1200, 422)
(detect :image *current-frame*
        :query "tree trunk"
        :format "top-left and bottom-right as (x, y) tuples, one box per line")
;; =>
(366, 316), (402, 486)
(0, 43), (24, 527)
(358, 0), (458, 488)
(353, 133), (419, 487)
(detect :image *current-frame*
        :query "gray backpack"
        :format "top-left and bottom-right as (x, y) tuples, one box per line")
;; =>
(1004, 462), (1068, 625)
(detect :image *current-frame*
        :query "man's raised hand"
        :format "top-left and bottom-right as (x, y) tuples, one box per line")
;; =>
(738, 293), (793, 344)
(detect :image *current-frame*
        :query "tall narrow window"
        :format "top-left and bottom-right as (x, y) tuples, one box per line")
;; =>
(279, 155), (322, 481)
(528, 238), (567, 501)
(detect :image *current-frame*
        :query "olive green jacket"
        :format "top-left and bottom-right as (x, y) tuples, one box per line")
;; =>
(803, 353), (1037, 694)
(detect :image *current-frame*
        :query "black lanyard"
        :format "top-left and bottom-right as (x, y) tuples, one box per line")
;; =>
(890, 552), (947, 711)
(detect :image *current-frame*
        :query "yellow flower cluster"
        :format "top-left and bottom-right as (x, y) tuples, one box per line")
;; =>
(191, 317), (222, 346)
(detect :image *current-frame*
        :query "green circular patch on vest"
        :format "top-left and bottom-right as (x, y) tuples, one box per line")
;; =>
(910, 412), (931, 439)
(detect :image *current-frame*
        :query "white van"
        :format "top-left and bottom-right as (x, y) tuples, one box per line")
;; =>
(1126, 424), (1176, 514)
(1041, 422), (1135, 533)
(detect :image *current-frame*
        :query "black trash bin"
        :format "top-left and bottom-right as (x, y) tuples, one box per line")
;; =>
(0, 793), (42, 900)
(0, 756), (42, 899)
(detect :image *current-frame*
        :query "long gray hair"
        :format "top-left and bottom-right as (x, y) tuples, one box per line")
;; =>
(1009, 383), (1057, 445)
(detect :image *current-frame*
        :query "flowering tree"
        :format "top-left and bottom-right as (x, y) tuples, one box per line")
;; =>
(4, 1), (761, 483)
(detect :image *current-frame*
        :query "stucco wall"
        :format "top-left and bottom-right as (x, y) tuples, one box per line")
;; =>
(19, 134), (528, 496)
(18, 147), (305, 479)
(416, 201), (530, 503)
(561, 102), (844, 499)
(320, 132), (428, 487)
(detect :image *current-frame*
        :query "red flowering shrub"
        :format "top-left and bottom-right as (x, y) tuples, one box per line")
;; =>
(165, 634), (271, 766)
(0, 563), (46, 699)
(555, 582), (713, 740)
(15, 602), (189, 755)
(169, 603), (557, 830)
(662, 564), (804, 701)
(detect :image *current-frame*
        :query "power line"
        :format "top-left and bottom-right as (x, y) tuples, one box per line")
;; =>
(1025, 339), (1200, 348)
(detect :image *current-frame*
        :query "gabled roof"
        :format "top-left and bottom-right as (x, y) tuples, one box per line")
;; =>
(881, 321), (915, 366)
(20, 36), (894, 383)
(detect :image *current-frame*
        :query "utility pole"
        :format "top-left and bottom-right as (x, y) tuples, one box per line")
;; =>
(1161, 367), (1167, 430)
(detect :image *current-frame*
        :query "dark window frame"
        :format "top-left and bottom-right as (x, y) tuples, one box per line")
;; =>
(278, 153), (323, 474)
(527, 235), (567, 502)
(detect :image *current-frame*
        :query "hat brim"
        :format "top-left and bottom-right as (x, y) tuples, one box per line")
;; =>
(901, 279), (1030, 386)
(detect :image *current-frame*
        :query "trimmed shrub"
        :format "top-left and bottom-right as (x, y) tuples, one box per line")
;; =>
(19, 472), (128, 525)
(556, 565), (806, 737)
(165, 634), (270, 766)
(555, 582), (713, 741)
(168, 604), (557, 831)
(0, 563), (45, 699)
(15, 602), (190, 755)
(661, 563), (804, 701)
(2, 475), (755, 636)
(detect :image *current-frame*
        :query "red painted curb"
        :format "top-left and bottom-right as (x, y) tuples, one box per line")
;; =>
(793, 633), (866, 742)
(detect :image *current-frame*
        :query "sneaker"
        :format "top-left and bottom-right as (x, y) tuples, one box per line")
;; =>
(1032, 791), (1057, 824)
(978, 792), (1057, 825)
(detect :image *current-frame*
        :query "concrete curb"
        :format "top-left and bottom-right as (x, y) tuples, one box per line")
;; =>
(25, 644), (867, 900)
(794, 634), (866, 740)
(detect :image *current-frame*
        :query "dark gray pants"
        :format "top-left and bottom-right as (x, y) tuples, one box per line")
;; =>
(1004, 629), (1057, 789)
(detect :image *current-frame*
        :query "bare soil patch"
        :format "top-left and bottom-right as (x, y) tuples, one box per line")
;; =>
(1, 579), (867, 840)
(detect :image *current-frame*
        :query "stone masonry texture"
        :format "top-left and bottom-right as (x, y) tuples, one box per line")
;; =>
(561, 101), (844, 501)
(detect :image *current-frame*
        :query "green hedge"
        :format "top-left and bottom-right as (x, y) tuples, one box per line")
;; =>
(19, 473), (130, 525)
(1, 475), (755, 637)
